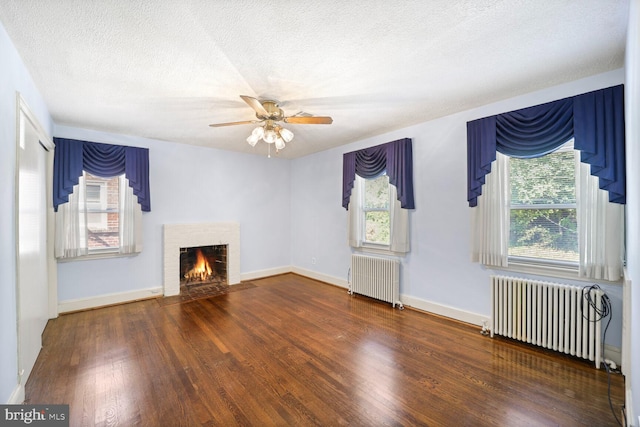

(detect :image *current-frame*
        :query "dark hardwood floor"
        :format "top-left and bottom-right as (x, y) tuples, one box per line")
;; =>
(26, 273), (625, 426)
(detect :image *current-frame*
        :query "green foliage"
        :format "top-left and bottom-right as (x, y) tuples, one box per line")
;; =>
(364, 175), (390, 209)
(510, 150), (575, 205)
(366, 211), (390, 244)
(509, 150), (578, 261)
(364, 175), (390, 244)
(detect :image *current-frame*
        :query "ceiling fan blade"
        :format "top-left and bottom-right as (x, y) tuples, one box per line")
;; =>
(209, 120), (260, 127)
(284, 116), (333, 124)
(240, 95), (269, 117)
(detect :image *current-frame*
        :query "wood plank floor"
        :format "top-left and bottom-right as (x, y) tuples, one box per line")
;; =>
(26, 273), (625, 426)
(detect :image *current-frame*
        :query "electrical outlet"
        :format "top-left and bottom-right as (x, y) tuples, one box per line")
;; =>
(311, 257), (317, 265)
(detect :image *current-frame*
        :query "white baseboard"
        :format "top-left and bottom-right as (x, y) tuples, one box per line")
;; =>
(293, 269), (487, 327)
(7, 384), (24, 404)
(603, 344), (622, 367)
(240, 266), (292, 282)
(290, 266), (348, 288)
(58, 287), (163, 313)
(401, 294), (490, 327)
(626, 383), (635, 427)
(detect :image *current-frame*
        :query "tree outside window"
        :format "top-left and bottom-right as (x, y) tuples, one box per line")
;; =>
(363, 174), (390, 245)
(509, 144), (578, 262)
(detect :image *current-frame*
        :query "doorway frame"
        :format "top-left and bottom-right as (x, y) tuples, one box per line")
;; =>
(10, 93), (57, 404)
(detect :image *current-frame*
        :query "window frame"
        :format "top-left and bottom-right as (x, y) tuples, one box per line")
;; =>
(505, 141), (581, 277)
(507, 141), (578, 267)
(83, 172), (122, 256)
(85, 177), (108, 231)
(360, 173), (392, 248)
(352, 175), (393, 253)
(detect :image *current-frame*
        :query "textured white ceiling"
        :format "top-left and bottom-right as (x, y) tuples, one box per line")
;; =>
(0, 0), (629, 158)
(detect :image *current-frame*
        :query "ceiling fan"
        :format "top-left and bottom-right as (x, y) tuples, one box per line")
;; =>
(209, 95), (333, 152)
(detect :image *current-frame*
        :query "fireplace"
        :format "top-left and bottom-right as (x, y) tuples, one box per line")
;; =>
(163, 222), (240, 296)
(180, 245), (227, 286)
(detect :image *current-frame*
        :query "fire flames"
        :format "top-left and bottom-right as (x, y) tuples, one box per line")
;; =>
(184, 248), (213, 283)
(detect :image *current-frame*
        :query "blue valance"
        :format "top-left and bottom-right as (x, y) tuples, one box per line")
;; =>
(343, 138), (415, 210)
(467, 84), (625, 207)
(53, 138), (151, 212)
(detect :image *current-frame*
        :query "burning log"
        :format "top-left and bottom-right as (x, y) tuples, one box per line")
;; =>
(183, 248), (214, 283)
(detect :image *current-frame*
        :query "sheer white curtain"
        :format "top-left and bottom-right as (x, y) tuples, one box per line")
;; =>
(119, 175), (143, 254)
(389, 184), (409, 253)
(347, 175), (410, 253)
(347, 176), (363, 248)
(576, 156), (624, 280)
(471, 152), (510, 267)
(55, 176), (88, 259)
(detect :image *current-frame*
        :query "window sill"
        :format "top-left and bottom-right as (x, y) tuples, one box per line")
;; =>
(357, 243), (407, 257)
(56, 251), (139, 263)
(489, 257), (622, 285)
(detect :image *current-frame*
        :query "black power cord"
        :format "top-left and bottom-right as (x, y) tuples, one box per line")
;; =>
(581, 285), (621, 426)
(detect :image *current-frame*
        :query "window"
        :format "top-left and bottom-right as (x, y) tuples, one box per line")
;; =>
(343, 138), (414, 254)
(53, 138), (148, 260)
(509, 142), (578, 263)
(362, 174), (390, 245)
(82, 172), (121, 252)
(467, 85), (624, 280)
(55, 171), (142, 259)
(348, 174), (409, 253)
(472, 145), (624, 280)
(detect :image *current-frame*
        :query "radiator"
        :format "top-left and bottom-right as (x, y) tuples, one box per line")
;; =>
(349, 254), (401, 308)
(491, 275), (603, 368)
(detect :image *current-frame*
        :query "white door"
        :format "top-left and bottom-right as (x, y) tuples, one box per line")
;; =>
(16, 105), (51, 388)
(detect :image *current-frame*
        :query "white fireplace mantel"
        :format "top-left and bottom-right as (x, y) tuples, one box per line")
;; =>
(163, 222), (240, 296)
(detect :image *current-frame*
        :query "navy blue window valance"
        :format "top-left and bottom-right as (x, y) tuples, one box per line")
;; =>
(53, 138), (151, 212)
(342, 138), (415, 210)
(467, 84), (625, 207)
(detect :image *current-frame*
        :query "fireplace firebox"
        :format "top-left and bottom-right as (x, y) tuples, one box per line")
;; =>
(179, 245), (227, 286)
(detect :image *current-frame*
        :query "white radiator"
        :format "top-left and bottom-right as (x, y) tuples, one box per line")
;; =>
(349, 254), (401, 308)
(491, 275), (603, 368)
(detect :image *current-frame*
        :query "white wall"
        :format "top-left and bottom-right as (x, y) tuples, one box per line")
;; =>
(0, 23), (53, 402)
(624, 0), (640, 423)
(54, 126), (292, 303)
(291, 68), (625, 347)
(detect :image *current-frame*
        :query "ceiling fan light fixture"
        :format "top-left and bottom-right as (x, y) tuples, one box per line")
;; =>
(279, 127), (294, 143)
(252, 126), (264, 138)
(263, 128), (277, 144)
(246, 133), (260, 146)
(209, 95), (332, 156)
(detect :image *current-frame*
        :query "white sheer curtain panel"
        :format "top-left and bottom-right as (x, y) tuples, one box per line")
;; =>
(389, 184), (410, 253)
(119, 176), (143, 254)
(576, 156), (624, 280)
(471, 152), (510, 267)
(347, 176), (363, 248)
(54, 176), (88, 259)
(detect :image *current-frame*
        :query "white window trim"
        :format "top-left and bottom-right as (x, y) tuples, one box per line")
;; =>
(85, 177), (108, 231)
(508, 142), (578, 267)
(361, 174), (391, 248)
(348, 175), (410, 255)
